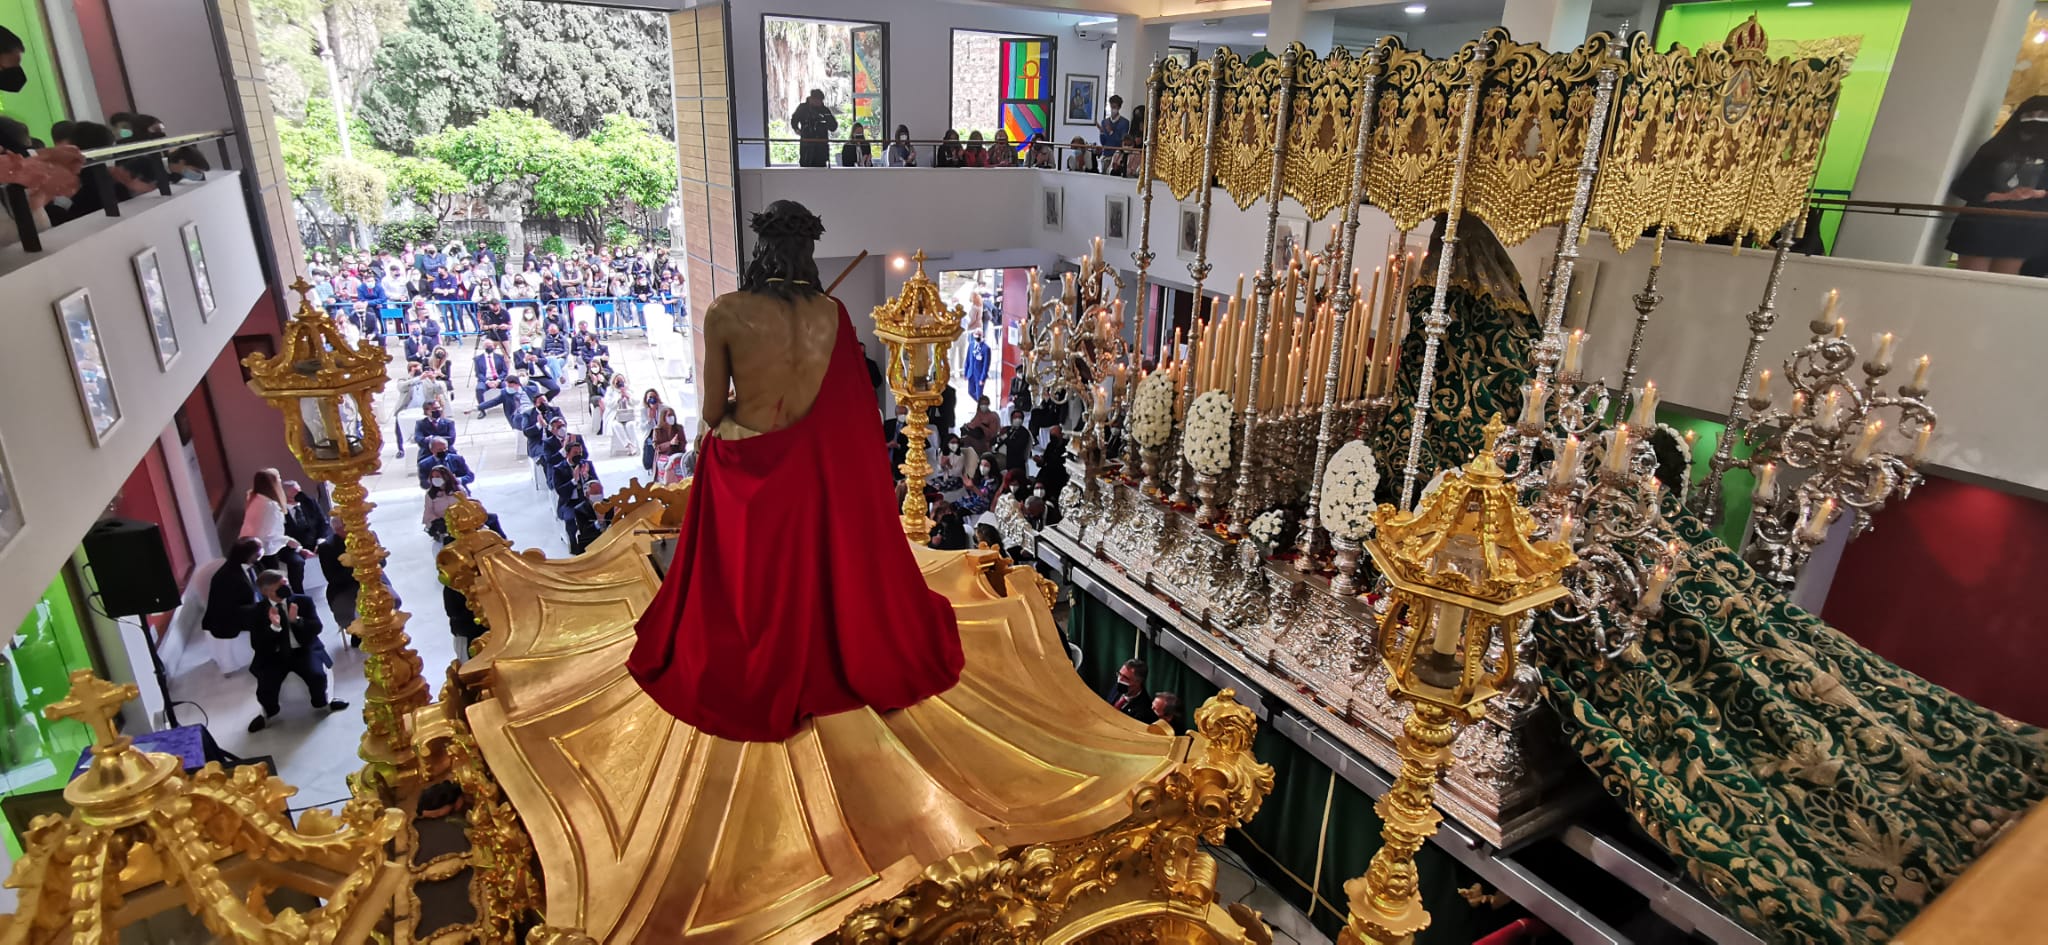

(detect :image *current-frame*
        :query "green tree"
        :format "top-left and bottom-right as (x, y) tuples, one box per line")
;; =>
(387, 155), (470, 221)
(279, 97), (346, 196)
(321, 156), (390, 247)
(358, 0), (501, 150)
(532, 138), (615, 244)
(419, 108), (568, 207)
(498, 1), (674, 138)
(589, 114), (678, 237)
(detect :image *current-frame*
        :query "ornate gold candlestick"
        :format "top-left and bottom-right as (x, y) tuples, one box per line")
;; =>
(873, 251), (965, 544)
(244, 278), (428, 799)
(1340, 419), (1573, 944)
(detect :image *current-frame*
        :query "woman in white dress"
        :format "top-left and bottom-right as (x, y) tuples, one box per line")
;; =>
(239, 468), (306, 591)
(606, 373), (639, 455)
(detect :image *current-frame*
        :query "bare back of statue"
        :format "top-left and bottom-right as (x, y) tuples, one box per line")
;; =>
(701, 290), (841, 435)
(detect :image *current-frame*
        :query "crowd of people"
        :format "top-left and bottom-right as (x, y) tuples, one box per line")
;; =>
(787, 86), (1147, 177)
(305, 240), (687, 340)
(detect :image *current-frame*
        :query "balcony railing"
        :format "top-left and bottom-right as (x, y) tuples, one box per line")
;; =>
(5, 129), (237, 253)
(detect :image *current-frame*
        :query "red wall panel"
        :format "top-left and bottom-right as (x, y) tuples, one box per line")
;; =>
(1822, 476), (2048, 725)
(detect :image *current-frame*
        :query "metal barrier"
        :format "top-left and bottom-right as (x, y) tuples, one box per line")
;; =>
(319, 293), (687, 340)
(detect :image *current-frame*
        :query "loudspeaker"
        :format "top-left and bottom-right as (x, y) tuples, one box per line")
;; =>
(82, 518), (181, 618)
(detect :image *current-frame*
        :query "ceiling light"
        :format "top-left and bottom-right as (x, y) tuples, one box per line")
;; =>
(1252, 30), (1268, 37)
(892, 256), (907, 270)
(1404, 4), (1427, 14)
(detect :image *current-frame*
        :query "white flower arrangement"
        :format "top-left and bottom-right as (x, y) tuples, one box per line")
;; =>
(1183, 390), (1235, 476)
(1319, 440), (1381, 541)
(1249, 509), (1285, 548)
(1130, 371), (1177, 449)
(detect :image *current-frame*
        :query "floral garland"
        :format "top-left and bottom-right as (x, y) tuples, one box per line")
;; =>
(1130, 371), (1177, 449)
(1318, 441), (1380, 541)
(1182, 390), (1235, 476)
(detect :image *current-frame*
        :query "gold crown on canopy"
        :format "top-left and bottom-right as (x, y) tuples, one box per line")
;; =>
(872, 251), (965, 344)
(1369, 417), (1576, 609)
(1726, 14), (1769, 58)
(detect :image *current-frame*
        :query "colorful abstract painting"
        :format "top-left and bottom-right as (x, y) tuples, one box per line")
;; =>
(1001, 103), (1048, 147)
(1003, 40), (1048, 100)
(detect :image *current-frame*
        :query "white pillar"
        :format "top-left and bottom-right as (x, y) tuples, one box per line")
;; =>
(1501, 0), (1594, 51)
(1266, 0), (1336, 55)
(1116, 17), (1170, 112)
(1833, 0), (2034, 265)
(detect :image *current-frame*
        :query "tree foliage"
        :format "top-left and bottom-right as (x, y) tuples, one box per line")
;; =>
(386, 155), (470, 220)
(357, 0), (501, 149)
(418, 107), (566, 202)
(280, 97), (346, 195)
(590, 114), (678, 215)
(498, 1), (674, 139)
(249, 0), (405, 120)
(321, 156), (390, 228)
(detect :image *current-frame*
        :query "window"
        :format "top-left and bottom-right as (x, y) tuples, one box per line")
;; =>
(1105, 41), (1118, 106)
(763, 15), (888, 166)
(951, 30), (1056, 146)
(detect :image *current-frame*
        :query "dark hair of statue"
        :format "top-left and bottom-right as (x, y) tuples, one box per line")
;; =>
(743, 200), (826, 302)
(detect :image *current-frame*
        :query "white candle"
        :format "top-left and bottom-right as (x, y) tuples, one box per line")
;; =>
(1640, 560), (1673, 611)
(1753, 462), (1778, 502)
(1801, 498), (1837, 543)
(1603, 424), (1632, 475)
(1753, 369), (1772, 406)
(1820, 288), (1839, 324)
(1519, 380), (1548, 428)
(1430, 602), (1469, 656)
(1910, 423), (1935, 464)
(1553, 434), (1581, 487)
(1832, 317), (1846, 339)
(1557, 511), (1577, 544)
(1910, 355), (1931, 392)
(1789, 391), (1808, 418)
(1630, 381), (1659, 428)
(1561, 329), (1586, 377)
(1849, 419), (1884, 463)
(1871, 332), (1895, 371)
(1816, 389), (1841, 433)
(1683, 429), (1698, 452)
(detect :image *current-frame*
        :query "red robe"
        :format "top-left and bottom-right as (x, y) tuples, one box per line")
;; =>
(628, 299), (964, 742)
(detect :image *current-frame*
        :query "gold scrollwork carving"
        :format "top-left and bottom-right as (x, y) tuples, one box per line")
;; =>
(1282, 44), (1371, 222)
(1216, 50), (1287, 210)
(1465, 30), (1619, 246)
(1364, 37), (1472, 234)
(838, 690), (1275, 944)
(1152, 56), (1213, 201)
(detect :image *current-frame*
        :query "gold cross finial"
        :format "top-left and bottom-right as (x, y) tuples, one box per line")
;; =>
(911, 249), (929, 277)
(45, 670), (137, 752)
(1480, 414), (1507, 453)
(289, 276), (314, 300)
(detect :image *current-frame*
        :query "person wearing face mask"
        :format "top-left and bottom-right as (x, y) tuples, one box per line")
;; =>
(416, 436), (475, 489)
(0, 27), (28, 95)
(606, 374), (639, 455)
(245, 570), (348, 732)
(472, 340), (511, 417)
(1038, 424), (1070, 500)
(410, 398), (456, 458)
(1947, 95), (2048, 275)
(423, 470), (469, 539)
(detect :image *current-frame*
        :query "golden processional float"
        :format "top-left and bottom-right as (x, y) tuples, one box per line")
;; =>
(1002, 15), (2037, 945)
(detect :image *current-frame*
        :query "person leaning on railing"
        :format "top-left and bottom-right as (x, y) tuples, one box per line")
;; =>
(888, 125), (917, 167)
(839, 123), (875, 167)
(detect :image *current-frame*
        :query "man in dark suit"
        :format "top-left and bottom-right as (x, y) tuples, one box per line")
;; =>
(514, 347), (562, 398)
(203, 538), (267, 641)
(281, 481), (329, 551)
(1104, 659), (1155, 724)
(472, 341), (511, 418)
(246, 570), (348, 732)
(417, 437), (475, 489)
(996, 414), (1033, 496)
(402, 311), (441, 364)
(412, 401), (455, 456)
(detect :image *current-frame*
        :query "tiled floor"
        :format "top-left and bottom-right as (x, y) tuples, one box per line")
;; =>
(163, 328), (1329, 943)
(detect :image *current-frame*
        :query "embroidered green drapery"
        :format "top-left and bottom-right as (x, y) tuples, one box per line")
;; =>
(1541, 516), (2048, 945)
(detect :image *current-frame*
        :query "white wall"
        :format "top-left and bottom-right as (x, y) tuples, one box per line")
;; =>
(107, 0), (234, 135)
(742, 164), (2048, 497)
(0, 174), (265, 637)
(729, 0), (1115, 168)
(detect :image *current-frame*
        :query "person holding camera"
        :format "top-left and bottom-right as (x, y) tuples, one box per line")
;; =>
(246, 570), (348, 733)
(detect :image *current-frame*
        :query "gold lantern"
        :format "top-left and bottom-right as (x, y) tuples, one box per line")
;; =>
(1340, 418), (1574, 945)
(871, 251), (965, 543)
(243, 279), (427, 799)
(0, 671), (405, 945)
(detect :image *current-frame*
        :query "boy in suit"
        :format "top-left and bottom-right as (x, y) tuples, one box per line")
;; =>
(247, 570), (349, 732)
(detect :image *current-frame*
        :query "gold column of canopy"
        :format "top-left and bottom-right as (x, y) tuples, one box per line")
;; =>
(0, 671), (405, 945)
(873, 250), (965, 544)
(435, 483), (1276, 943)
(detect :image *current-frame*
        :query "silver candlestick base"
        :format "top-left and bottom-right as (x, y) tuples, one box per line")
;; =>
(1194, 470), (1223, 526)
(1329, 534), (1364, 596)
(1293, 509), (1325, 573)
(1140, 445), (1164, 497)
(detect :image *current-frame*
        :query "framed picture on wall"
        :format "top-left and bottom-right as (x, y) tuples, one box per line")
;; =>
(0, 429), (23, 555)
(1041, 185), (1064, 231)
(54, 290), (122, 446)
(1177, 206), (1201, 261)
(131, 249), (179, 369)
(1064, 74), (1100, 124)
(181, 223), (216, 318)
(1104, 195), (1130, 244)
